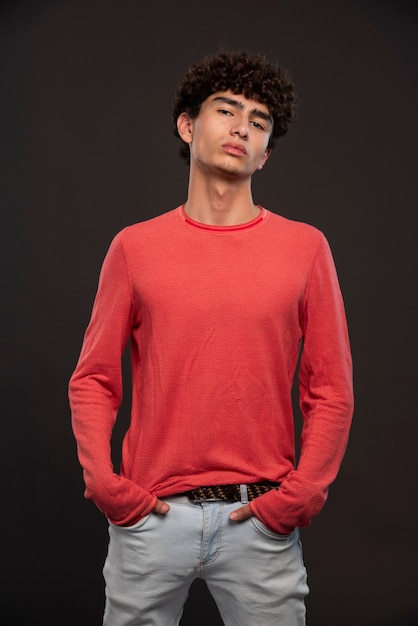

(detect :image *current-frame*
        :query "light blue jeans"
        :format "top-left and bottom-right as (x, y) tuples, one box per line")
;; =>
(103, 495), (308, 625)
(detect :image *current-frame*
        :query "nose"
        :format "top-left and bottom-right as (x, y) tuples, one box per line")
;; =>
(231, 115), (249, 139)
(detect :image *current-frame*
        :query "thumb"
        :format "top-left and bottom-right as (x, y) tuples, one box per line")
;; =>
(153, 499), (170, 515)
(229, 503), (252, 522)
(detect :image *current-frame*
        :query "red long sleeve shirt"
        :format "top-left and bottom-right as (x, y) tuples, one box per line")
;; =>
(69, 206), (353, 534)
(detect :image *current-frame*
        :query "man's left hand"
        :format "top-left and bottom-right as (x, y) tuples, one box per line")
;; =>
(229, 503), (253, 522)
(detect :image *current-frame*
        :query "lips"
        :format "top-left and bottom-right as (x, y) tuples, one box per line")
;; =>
(222, 142), (247, 156)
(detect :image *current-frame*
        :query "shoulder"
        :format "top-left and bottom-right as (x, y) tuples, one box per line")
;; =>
(266, 210), (323, 240)
(107, 208), (180, 254)
(119, 207), (178, 240)
(264, 210), (328, 256)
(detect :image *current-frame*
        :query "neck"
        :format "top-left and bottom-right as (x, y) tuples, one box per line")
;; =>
(184, 168), (259, 226)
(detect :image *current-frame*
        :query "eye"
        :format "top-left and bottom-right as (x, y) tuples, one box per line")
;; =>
(218, 108), (232, 116)
(251, 120), (265, 131)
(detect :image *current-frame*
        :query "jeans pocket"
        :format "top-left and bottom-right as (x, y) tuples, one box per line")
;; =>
(109, 513), (151, 531)
(250, 516), (293, 541)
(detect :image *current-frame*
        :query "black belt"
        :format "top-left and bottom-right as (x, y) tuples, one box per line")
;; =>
(181, 481), (280, 502)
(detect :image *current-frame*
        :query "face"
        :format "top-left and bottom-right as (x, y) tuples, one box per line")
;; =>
(177, 90), (273, 178)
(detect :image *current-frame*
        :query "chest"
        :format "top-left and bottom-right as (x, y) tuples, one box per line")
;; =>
(130, 235), (311, 328)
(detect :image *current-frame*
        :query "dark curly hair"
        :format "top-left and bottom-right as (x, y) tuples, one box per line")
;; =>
(173, 50), (296, 165)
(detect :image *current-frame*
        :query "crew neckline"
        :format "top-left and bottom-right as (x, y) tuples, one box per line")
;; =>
(178, 204), (268, 232)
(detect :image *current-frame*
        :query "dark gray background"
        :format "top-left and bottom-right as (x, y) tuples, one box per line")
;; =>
(1, 0), (417, 624)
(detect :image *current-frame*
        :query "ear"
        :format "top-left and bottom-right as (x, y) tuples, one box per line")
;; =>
(257, 147), (272, 170)
(177, 112), (193, 144)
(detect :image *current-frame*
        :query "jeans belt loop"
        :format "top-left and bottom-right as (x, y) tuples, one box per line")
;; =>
(240, 484), (249, 504)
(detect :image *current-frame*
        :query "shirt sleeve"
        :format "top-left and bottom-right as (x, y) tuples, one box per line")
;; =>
(250, 233), (354, 534)
(68, 232), (156, 526)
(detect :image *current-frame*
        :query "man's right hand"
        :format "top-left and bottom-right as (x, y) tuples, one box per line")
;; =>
(153, 500), (170, 515)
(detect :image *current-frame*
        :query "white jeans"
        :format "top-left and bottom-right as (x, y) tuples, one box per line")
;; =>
(103, 495), (309, 625)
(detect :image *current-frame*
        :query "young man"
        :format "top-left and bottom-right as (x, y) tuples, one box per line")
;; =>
(69, 51), (353, 625)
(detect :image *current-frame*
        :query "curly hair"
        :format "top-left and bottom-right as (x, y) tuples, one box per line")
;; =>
(173, 50), (296, 165)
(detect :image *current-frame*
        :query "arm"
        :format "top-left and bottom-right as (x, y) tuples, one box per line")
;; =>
(69, 232), (157, 525)
(232, 234), (354, 533)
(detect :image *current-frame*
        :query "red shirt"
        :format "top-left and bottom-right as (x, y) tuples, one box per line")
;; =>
(69, 206), (353, 534)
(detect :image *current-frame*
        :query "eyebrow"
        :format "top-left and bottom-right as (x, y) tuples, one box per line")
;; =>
(212, 96), (273, 125)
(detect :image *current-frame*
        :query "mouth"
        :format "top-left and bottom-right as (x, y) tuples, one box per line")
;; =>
(222, 142), (247, 156)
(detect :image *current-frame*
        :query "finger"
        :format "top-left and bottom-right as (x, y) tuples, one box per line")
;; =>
(153, 500), (170, 515)
(229, 504), (252, 522)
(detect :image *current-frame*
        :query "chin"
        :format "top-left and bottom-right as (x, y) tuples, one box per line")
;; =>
(214, 161), (244, 177)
